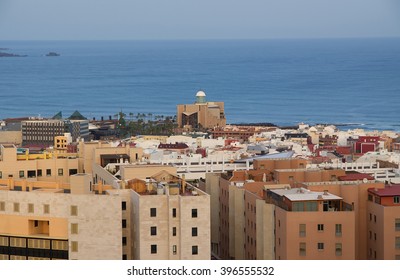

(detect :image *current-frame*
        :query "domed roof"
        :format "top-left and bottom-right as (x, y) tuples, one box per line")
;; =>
(196, 90), (206, 97)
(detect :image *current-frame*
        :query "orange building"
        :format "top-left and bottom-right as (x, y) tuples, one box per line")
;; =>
(367, 185), (400, 259)
(267, 187), (355, 260)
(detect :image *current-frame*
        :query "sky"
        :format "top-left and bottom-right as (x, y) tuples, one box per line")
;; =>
(0, 0), (399, 40)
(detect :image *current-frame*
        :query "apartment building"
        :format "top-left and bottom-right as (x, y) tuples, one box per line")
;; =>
(367, 185), (400, 259)
(128, 171), (210, 260)
(267, 187), (355, 260)
(0, 144), (79, 184)
(303, 180), (385, 259)
(0, 174), (123, 260)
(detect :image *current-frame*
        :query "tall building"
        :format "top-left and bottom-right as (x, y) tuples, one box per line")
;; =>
(177, 90), (226, 130)
(267, 187), (356, 260)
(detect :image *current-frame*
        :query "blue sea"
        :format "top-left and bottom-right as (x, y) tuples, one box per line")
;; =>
(0, 38), (399, 131)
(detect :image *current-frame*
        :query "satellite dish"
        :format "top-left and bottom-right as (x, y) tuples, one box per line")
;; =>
(363, 178), (368, 183)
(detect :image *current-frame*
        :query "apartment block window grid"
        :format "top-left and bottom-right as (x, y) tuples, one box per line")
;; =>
(317, 224), (324, 232)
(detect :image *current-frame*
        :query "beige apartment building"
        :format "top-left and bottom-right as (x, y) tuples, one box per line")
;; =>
(367, 185), (400, 259)
(129, 171), (210, 260)
(0, 144), (79, 184)
(1, 139), (211, 260)
(0, 174), (123, 260)
(177, 91), (226, 130)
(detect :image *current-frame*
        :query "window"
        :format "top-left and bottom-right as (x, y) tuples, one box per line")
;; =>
(369, 231), (372, 239)
(317, 242), (324, 251)
(192, 245), (198, 255)
(123, 254), (127, 260)
(172, 245), (177, 255)
(150, 208), (156, 217)
(335, 243), (342, 256)
(374, 215), (376, 223)
(299, 224), (306, 237)
(317, 224), (324, 232)
(396, 219), (400, 231)
(19, 170), (24, 178)
(335, 224), (342, 236)
(394, 196), (400, 204)
(46, 169), (51, 176)
(71, 241), (78, 252)
(192, 209), (198, 218)
(122, 237), (127, 246)
(69, 169), (78, 176)
(27, 170), (36, 178)
(71, 223), (78, 234)
(13, 203), (20, 212)
(58, 168), (63, 176)
(0, 171), (2, 179)
(28, 203), (34, 213)
(369, 213), (372, 221)
(192, 227), (198, 237)
(70, 205), (78, 216)
(0, 201), (5, 211)
(122, 219), (127, 228)
(368, 194), (373, 201)
(151, 244), (157, 254)
(396, 237), (400, 249)
(122, 201), (127, 211)
(43, 204), (50, 214)
(292, 202), (304, 212)
(172, 208), (176, 218)
(172, 227), (176, 236)
(299, 242), (306, 256)
(151, 226), (157, 236)
(37, 169), (42, 177)
(34, 220), (39, 227)
(374, 233), (377, 240)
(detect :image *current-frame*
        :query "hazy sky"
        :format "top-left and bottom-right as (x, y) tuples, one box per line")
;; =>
(0, 0), (399, 40)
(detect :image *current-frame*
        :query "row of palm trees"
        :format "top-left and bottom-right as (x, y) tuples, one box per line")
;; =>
(114, 111), (177, 136)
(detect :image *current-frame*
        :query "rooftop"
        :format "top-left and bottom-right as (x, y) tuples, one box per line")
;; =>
(270, 187), (342, 201)
(368, 185), (400, 197)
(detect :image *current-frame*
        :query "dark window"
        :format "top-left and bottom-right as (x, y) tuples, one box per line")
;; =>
(37, 169), (42, 177)
(151, 226), (157, 236)
(172, 208), (176, 218)
(122, 219), (127, 228)
(122, 201), (127, 211)
(27, 170), (36, 178)
(34, 220), (39, 227)
(19, 170), (24, 178)
(192, 227), (198, 237)
(151, 245), (157, 254)
(192, 209), (198, 218)
(46, 169), (51, 176)
(150, 208), (156, 217)
(58, 168), (63, 176)
(173, 227), (176, 236)
(192, 245), (198, 255)
(122, 237), (127, 246)
(69, 169), (78, 176)
(122, 254), (127, 260)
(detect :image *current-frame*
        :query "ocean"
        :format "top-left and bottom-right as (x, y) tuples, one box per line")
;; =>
(0, 38), (399, 131)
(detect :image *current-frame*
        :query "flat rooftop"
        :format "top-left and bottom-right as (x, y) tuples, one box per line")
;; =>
(270, 187), (342, 201)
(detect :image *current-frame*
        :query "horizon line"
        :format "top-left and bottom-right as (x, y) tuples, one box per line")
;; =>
(1, 35), (400, 42)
